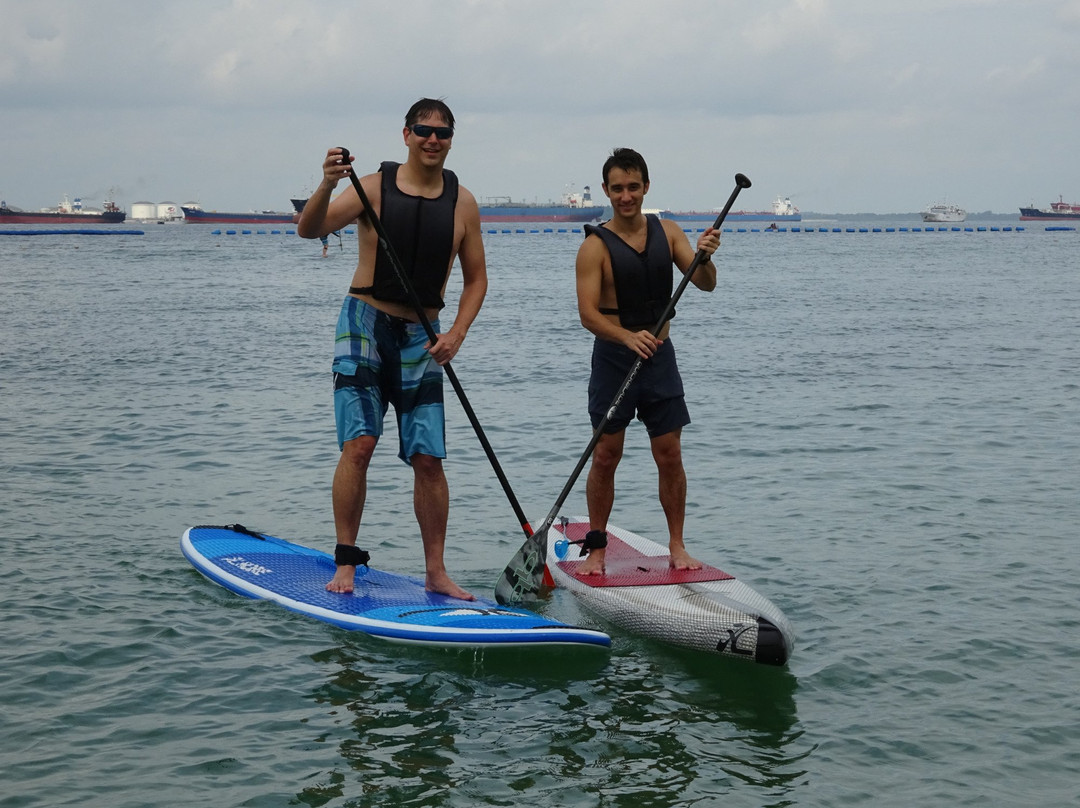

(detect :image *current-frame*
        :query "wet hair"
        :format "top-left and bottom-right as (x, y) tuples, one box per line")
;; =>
(405, 98), (455, 131)
(602, 147), (649, 186)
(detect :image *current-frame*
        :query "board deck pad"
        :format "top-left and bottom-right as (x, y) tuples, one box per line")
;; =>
(553, 521), (734, 587)
(182, 524), (609, 648)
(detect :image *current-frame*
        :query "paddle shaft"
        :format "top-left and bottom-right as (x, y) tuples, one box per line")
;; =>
(495, 173), (751, 603)
(337, 148), (533, 537)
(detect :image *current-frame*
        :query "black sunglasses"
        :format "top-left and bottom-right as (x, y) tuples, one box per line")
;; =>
(410, 123), (454, 140)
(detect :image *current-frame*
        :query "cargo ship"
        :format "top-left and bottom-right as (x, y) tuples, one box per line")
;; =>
(1019, 196), (1080, 220)
(0, 196), (126, 224)
(181, 204), (297, 224)
(660, 195), (801, 223)
(292, 188), (603, 223)
(479, 185), (602, 223)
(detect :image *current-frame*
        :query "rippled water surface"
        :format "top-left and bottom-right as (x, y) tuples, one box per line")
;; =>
(2, 221), (1078, 806)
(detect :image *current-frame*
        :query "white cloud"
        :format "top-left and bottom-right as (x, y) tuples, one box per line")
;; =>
(1, 0), (1078, 213)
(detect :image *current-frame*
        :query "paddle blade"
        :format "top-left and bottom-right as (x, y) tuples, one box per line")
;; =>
(494, 528), (549, 604)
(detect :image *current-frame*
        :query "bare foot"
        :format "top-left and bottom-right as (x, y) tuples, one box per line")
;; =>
(426, 572), (476, 601)
(326, 566), (357, 593)
(669, 545), (703, 571)
(577, 548), (606, 576)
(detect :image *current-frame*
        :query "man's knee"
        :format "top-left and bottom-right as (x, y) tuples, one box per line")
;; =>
(341, 435), (377, 468)
(592, 437), (624, 474)
(650, 432), (683, 469)
(410, 453), (444, 481)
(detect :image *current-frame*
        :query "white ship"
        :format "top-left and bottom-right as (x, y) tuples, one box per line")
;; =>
(921, 202), (966, 223)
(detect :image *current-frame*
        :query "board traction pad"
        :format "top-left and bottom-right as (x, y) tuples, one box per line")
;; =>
(553, 521), (734, 587)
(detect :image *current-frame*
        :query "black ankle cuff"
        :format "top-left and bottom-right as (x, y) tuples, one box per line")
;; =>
(335, 544), (370, 567)
(579, 530), (608, 556)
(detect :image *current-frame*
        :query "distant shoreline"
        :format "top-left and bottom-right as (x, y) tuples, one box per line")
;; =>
(800, 211), (1021, 221)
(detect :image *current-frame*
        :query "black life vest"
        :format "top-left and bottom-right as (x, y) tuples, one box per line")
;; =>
(370, 161), (459, 309)
(585, 214), (673, 329)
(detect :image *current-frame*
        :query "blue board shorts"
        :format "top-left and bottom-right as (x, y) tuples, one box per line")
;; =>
(332, 296), (445, 463)
(588, 337), (690, 438)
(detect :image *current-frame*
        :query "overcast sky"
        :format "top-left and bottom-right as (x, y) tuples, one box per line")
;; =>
(3, 0), (1078, 214)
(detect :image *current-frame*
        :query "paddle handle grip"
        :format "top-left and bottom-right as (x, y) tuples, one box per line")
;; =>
(650, 172), (751, 336)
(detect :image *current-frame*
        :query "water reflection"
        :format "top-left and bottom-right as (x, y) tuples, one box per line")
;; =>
(299, 637), (806, 807)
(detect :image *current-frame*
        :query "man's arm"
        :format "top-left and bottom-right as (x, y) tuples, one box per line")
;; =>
(665, 220), (719, 292)
(297, 148), (367, 239)
(428, 188), (487, 366)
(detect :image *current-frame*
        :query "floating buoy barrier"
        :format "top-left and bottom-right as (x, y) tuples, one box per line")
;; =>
(180, 224), (1076, 238)
(472, 225), (1059, 235)
(484, 228), (587, 234)
(207, 229), (360, 236)
(0, 229), (145, 236)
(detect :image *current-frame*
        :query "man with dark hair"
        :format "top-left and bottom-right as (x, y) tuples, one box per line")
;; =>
(574, 147), (721, 575)
(298, 98), (487, 599)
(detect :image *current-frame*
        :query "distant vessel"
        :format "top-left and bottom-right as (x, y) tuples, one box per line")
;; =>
(1019, 196), (1080, 220)
(921, 202), (966, 223)
(181, 204), (296, 224)
(479, 185), (602, 222)
(0, 196), (126, 224)
(660, 196), (801, 222)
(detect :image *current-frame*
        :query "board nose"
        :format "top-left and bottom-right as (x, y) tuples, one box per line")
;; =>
(754, 617), (792, 666)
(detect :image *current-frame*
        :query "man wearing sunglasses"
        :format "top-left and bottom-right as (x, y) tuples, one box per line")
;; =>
(298, 98), (487, 600)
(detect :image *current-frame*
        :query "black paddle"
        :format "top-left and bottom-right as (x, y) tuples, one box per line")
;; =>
(493, 172), (752, 605)
(336, 147), (534, 540)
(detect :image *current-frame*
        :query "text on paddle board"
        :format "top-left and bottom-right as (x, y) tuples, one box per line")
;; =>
(223, 555), (272, 576)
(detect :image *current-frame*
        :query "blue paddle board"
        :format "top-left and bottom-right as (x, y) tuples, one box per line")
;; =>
(181, 524), (610, 649)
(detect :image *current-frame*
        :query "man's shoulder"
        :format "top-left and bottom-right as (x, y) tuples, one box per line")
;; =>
(456, 183), (478, 206)
(576, 227), (608, 260)
(657, 216), (682, 237)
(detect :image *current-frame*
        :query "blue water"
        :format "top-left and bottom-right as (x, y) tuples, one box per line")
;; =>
(2, 221), (1078, 806)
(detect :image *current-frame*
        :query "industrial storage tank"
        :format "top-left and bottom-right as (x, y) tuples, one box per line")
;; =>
(157, 202), (182, 221)
(131, 201), (157, 221)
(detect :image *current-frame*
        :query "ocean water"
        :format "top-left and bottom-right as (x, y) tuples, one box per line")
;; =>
(2, 220), (1077, 807)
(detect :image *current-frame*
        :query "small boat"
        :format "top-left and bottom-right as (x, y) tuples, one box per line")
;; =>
(1019, 197), (1080, 220)
(660, 195), (801, 222)
(921, 202), (967, 223)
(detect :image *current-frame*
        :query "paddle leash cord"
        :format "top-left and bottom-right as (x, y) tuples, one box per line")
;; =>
(223, 523), (265, 539)
(202, 524), (373, 567)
